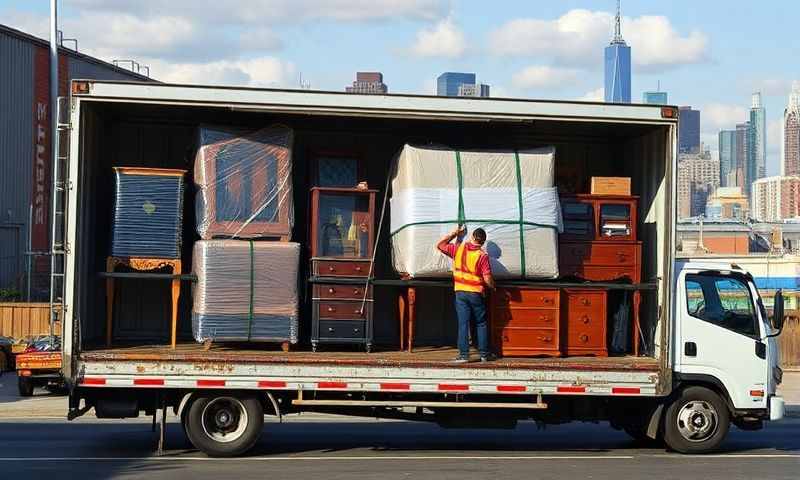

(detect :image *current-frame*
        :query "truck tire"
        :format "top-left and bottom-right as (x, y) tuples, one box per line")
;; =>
(18, 376), (34, 397)
(183, 392), (264, 457)
(663, 386), (730, 454)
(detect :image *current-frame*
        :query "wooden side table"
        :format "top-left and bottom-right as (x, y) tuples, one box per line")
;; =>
(397, 286), (417, 352)
(106, 257), (182, 348)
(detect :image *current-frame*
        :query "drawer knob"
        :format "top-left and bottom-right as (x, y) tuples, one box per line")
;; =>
(328, 266), (335, 272)
(582, 315), (590, 324)
(541, 296), (551, 303)
(581, 298), (590, 306)
(355, 308), (362, 314)
(503, 335), (509, 342)
(328, 288), (336, 294)
(355, 266), (363, 272)
(327, 306), (336, 312)
(579, 334), (589, 343)
(328, 327), (335, 333)
(353, 288), (361, 295)
(354, 328), (360, 333)
(537, 336), (552, 342)
(617, 252), (627, 261)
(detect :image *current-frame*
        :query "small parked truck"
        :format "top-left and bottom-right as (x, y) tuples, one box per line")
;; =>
(60, 80), (785, 456)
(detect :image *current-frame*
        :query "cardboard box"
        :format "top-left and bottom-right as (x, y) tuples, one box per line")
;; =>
(590, 177), (631, 196)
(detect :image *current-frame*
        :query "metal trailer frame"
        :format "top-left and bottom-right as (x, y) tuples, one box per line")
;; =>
(63, 80), (679, 400)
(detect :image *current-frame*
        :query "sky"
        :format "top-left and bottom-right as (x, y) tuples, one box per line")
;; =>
(2, 0), (798, 175)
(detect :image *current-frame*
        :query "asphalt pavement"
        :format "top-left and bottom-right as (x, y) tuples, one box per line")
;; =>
(1, 371), (799, 479)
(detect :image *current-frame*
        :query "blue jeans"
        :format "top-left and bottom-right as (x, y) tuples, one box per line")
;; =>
(455, 291), (489, 357)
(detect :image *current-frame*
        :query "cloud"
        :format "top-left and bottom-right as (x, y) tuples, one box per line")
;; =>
(152, 57), (297, 87)
(748, 78), (795, 97)
(69, 0), (448, 23)
(576, 87), (605, 102)
(700, 103), (748, 133)
(488, 9), (709, 72)
(511, 66), (580, 90)
(408, 18), (466, 58)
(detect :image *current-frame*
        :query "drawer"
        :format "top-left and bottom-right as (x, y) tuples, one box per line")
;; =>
(314, 283), (372, 300)
(564, 290), (607, 312)
(313, 259), (370, 277)
(318, 320), (366, 339)
(559, 264), (638, 282)
(316, 300), (371, 320)
(563, 328), (606, 350)
(495, 327), (559, 350)
(559, 242), (638, 266)
(492, 288), (559, 309)
(491, 308), (558, 329)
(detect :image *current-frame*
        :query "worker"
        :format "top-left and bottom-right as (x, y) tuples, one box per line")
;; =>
(436, 225), (496, 363)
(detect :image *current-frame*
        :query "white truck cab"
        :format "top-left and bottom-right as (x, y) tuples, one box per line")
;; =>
(668, 261), (785, 451)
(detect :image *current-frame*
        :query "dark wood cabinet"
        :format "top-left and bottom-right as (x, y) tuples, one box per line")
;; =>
(560, 194), (638, 242)
(309, 187), (377, 352)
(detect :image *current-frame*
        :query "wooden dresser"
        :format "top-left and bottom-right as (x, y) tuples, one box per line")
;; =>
(309, 187), (377, 352)
(561, 289), (607, 356)
(490, 288), (561, 357)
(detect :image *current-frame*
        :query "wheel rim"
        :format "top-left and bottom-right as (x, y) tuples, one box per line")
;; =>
(200, 397), (249, 443)
(676, 400), (719, 443)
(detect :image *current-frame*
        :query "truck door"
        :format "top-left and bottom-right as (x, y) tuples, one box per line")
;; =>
(676, 271), (768, 410)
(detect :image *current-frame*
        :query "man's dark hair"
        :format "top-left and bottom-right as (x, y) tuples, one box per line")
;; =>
(472, 228), (487, 245)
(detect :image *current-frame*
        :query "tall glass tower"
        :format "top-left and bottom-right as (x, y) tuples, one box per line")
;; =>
(604, 1), (631, 103)
(749, 92), (766, 182)
(437, 72), (476, 97)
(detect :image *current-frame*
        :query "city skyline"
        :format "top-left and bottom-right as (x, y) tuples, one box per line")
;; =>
(3, 0), (797, 174)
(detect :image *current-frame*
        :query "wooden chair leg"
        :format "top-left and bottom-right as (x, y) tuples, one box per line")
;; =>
(106, 257), (115, 347)
(281, 341), (290, 352)
(170, 261), (181, 349)
(398, 289), (407, 351)
(633, 290), (641, 356)
(407, 287), (417, 353)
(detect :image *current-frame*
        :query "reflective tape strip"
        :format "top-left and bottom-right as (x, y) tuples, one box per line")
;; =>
(438, 384), (470, 392)
(496, 385), (527, 393)
(258, 380), (287, 388)
(611, 387), (640, 395)
(133, 378), (164, 386)
(380, 383), (411, 391)
(318, 381), (348, 389)
(197, 379), (226, 388)
(557, 386), (587, 394)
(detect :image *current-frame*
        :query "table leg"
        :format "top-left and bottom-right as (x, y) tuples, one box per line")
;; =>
(633, 290), (641, 356)
(106, 258), (115, 347)
(170, 261), (181, 349)
(398, 289), (407, 351)
(407, 287), (417, 353)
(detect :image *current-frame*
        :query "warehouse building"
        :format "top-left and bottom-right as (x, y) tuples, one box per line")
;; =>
(0, 24), (152, 299)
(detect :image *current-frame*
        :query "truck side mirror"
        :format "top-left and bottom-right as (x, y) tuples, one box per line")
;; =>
(772, 290), (785, 333)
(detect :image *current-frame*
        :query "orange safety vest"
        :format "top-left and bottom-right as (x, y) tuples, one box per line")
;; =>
(453, 242), (485, 293)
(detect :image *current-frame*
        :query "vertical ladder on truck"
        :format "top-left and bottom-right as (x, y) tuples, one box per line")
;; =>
(49, 97), (70, 343)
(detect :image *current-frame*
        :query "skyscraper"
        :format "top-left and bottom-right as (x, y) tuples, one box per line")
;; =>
(642, 91), (668, 104)
(678, 106), (701, 154)
(604, 1), (631, 103)
(345, 72), (388, 94)
(719, 129), (737, 187)
(437, 72), (476, 97)
(735, 121), (751, 189)
(785, 81), (800, 176)
(457, 82), (491, 97)
(749, 92), (767, 182)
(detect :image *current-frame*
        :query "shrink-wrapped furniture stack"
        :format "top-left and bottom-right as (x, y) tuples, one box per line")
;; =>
(390, 144), (563, 279)
(191, 125), (299, 345)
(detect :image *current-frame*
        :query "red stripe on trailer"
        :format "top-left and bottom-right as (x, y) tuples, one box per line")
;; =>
(438, 384), (469, 391)
(197, 379), (226, 387)
(557, 386), (586, 393)
(612, 387), (640, 395)
(258, 380), (287, 388)
(133, 378), (164, 386)
(318, 381), (347, 389)
(81, 377), (106, 386)
(380, 383), (411, 390)
(496, 385), (526, 392)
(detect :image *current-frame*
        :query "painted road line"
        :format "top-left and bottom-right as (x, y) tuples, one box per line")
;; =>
(0, 455), (637, 461)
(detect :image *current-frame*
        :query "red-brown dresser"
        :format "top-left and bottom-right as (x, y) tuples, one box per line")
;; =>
(490, 288), (561, 357)
(561, 289), (608, 357)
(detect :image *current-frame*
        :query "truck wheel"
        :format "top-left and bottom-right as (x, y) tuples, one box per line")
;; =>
(18, 376), (35, 397)
(663, 386), (730, 454)
(183, 393), (264, 457)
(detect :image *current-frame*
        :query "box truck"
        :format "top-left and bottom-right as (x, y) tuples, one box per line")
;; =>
(59, 80), (785, 456)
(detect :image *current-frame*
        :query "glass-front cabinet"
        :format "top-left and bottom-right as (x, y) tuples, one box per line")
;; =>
(310, 187), (377, 259)
(560, 194), (638, 242)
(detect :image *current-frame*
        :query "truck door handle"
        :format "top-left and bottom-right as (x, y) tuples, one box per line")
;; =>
(755, 342), (766, 359)
(685, 342), (697, 357)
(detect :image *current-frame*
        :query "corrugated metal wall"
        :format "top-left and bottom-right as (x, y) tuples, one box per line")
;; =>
(0, 30), (34, 295)
(0, 27), (151, 298)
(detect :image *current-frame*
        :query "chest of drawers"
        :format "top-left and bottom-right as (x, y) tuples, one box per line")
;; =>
(559, 241), (642, 282)
(311, 276), (373, 352)
(561, 289), (608, 356)
(490, 288), (561, 357)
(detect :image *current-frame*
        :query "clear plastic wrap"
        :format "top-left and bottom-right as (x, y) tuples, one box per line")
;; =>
(192, 240), (300, 343)
(390, 145), (562, 279)
(194, 125), (294, 239)
(110, 167), (186, 259)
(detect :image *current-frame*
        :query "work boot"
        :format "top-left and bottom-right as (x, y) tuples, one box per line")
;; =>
(451, 356), (470, 364)
(480, 353), (497, 363)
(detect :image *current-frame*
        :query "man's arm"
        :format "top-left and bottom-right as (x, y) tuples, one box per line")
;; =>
(482, 272), (495, 290)
(436, 225), (466, 255)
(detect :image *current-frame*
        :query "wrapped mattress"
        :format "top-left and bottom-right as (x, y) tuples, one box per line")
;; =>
(192, 240), (300, 343)
(390, 145), (562, 279)
(194, 125), (294, 240)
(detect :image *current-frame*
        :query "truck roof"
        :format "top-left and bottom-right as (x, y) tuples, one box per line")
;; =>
(675, 260), (749, 275)
(71, 80), (679, 125)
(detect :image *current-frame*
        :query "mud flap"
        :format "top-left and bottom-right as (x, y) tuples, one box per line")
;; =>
(646, 403), (664, 439)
